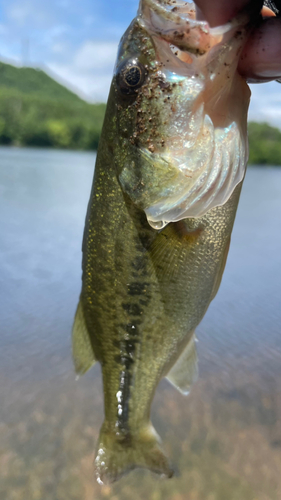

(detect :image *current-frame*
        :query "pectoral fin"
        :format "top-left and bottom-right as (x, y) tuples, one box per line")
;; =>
(166, 332), (198, 395)
(72, 300), (96, 375)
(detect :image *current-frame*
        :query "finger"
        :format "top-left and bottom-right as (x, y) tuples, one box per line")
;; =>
(195, 0), (262, 26)
(261, 6), (276, 17)
(238, 17), (281, 82)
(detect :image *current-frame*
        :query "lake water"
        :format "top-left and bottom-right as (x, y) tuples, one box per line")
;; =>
(0, 146), (281, 500)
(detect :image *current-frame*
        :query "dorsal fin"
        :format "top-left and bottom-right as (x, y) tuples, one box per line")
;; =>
(166, 332), (198, 395)
(72, 300), (96, 375)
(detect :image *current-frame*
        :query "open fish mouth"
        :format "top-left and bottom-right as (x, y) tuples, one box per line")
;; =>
(118, 0), (254, 229)
(138, 0), (249, 57)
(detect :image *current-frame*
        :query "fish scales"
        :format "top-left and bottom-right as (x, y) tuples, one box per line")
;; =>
(80, 121), (240, 478)
(72, 0), (258, 485)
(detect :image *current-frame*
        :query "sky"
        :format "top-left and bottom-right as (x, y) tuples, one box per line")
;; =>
(0, 0), (281, 128)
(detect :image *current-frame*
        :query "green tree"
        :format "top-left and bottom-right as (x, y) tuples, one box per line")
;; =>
(248, 122), (281, 165)
(0, 61), (106, 150)
(47, 120), (72, 148)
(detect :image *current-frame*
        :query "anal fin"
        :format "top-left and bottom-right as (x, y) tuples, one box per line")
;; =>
(72, 299), (96, 375)
(166, 332), (198, 395)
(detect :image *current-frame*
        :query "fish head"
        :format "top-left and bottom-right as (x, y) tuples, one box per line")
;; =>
(112, 0), (254, 229)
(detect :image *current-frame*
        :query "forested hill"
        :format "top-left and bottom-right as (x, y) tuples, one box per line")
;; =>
(1, 61), (281, 164)
(0, 61), (84, 101)
(248, 122), (281, 165)
(0, 61), (106, 149)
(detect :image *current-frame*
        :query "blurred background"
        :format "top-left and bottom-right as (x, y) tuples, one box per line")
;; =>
(0, 1), (281, 499)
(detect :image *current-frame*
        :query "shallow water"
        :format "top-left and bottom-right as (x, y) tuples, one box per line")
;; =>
(0, 147), (281, 500)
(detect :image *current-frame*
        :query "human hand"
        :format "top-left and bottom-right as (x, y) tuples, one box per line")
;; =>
(195, 0), (281, 83)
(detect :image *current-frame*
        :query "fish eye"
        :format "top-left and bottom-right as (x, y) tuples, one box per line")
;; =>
(116, 59), (146, 95)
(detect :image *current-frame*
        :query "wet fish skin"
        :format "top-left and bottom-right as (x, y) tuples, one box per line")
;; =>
(72, 0), (254, 485)
(79, 117), (241, 479)
(74, 115), (241, 482)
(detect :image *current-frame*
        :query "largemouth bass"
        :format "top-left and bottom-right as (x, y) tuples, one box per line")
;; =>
(72, 0), (257, 484)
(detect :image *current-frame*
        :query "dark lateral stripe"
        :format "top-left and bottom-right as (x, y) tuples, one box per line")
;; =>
(115, 334), (138, 429)
(122, 302), (143, 316)
(120, 322), (141, 337)
(131, 256), (145, 271)
(128, 282), (150, 296)
(117, 369), (131, 430)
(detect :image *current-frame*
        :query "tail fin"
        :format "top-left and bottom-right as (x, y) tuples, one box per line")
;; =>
(95, 422), (173, 484)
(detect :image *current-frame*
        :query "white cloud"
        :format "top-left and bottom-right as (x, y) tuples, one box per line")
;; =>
(47, 40), (118, 102)
(51, 42), (69, 55)
(249, 81), (281, 129)
(73, 41), (117, 71)
(48, 67), (113, 102)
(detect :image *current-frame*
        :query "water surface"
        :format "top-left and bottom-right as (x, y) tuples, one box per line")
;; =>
(0, 147), (281, 500)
